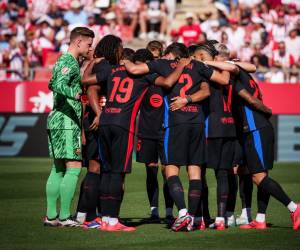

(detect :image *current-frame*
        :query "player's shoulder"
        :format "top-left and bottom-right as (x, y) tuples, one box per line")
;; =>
(55, 53), (77, 71)
(93, 59), (111, 73)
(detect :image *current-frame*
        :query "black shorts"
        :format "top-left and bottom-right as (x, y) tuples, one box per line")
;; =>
(232, 139), (244, 166)
(206, 137), (235, 170)
(162, 123), (205, 166)
(85, 129), (100, 161)
(99, 125), (134, 173)
(243, 125), (274, 174)
(136, 137), (163, 164)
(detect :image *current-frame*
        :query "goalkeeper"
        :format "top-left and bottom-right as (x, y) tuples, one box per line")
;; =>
(44, 27), (94, 227)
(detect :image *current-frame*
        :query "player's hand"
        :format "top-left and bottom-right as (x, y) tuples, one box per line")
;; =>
(178, 58), (191, 67)
(75, 92), (82, 100)
(170, 96), (188, 111)
(89, 115), (100, 131)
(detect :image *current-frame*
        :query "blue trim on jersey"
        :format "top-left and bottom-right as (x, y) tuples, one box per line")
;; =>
(164, 128), (169, 162)
(244, 106), (257, 131)
(252, 130), (265, 169)
(205, 116), (209, 138)
(163, 96), (169, 128)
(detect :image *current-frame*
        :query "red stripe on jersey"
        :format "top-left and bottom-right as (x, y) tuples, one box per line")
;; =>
(124, 88), (148, 172)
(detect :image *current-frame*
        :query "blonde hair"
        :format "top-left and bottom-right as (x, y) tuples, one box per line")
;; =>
(214, 43), (230, 59)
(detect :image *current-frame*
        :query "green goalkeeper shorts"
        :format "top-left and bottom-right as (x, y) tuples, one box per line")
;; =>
(47, 128), (82, 160)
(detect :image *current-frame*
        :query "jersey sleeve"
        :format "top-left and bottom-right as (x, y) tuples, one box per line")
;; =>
(49, 60), (79, 99)
(145, 73), (159, 85)
(233, 68), (247, 94)
(147, 59), (168, 75)
(194, 60), (213, 80)
(95, 62), (111, 84)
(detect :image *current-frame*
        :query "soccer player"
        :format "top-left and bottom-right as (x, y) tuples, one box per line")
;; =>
(82, 35), (188, 232)
(191, 43), (236, 230)
(44, 27), (94, 227)
(206, 45), (300, 230)
(124, 42), (233, 231)
(136, 42), (174, 223)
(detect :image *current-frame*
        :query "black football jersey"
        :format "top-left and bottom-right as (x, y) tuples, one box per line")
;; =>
(137, 85), (164, 139)
(233, 67), (271, 133)
(95, 63), (157, 132)
(204, 79), (236, 138)
(147, 59), (213, 128)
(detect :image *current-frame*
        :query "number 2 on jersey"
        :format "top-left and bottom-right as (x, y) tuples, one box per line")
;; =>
(178, 74), (193, 97)
(109, 77), (134, 103)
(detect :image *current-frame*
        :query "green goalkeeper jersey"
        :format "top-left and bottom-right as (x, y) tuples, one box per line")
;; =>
(47, 53), (82, 130)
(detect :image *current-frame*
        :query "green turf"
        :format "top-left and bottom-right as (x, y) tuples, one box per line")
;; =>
(0, 158), (299, 250)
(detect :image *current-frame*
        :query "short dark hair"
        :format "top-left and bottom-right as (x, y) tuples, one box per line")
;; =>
(70, 27), (94, 42)
(196, 42), (219, 57)
(133, 49), (154, 63)
(164, 42), (189, 59)
(122, 48), (135, 61)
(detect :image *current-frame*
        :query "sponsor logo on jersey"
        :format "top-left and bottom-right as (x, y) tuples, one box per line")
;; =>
(150, 94), (163, 108)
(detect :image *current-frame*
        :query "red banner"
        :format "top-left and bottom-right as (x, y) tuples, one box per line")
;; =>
(0, 81), (300, 114)
(259, 83), (300, 115)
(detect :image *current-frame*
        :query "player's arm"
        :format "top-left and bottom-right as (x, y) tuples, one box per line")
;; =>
(123, 60), (150, 75)
(238, 89), (272, 115)
(203, 61), (239, 74)
(87, 85), (102, 130)
(234, 62), (256, 73)
(196, 61), (231, 85)
(49, 66), (81, 100)
(154, 58), (191, 88)
(170, 82), (210, 111)
(81, 58), (104, 85)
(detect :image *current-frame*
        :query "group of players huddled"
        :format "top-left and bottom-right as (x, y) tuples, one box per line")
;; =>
(44, 27), (300, 232)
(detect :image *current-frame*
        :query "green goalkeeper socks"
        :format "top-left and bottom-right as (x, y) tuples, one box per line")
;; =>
(59, 167), (81, 220)
(46, 163), (65, 219)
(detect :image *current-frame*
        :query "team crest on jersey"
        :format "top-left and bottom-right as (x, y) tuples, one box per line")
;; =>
(61, 67), (70, 75)
(150, 94), (163, 108)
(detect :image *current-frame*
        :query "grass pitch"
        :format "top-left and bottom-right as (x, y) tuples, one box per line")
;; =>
(0, 158), (299, 250)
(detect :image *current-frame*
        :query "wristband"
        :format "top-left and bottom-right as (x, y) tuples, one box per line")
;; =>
(186, 95), (192, 104)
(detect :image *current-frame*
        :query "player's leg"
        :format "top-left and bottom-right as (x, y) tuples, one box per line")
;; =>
(58, 160), (81, 226)
(45, 159), (65, 226)
(242, 126), (300, 230)
(226, 140), (243, 226)
(226, 167), (238, 227)
(100, 126), (135, 231)
(161, 165), (174, 224)
(187, 165), (202, 231)
(146, 163), (160, 220)
(166, 165), (191, 231)
(80, 160), (101, 228)
(136, 137), (160, 221)
(237, 169), (253, 225)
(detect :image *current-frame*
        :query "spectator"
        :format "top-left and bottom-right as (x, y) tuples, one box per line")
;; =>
(64, 0), (88, 25)
(284, 29), (300, 61)
(285, 3), (299, 31)
(224, 18), (245, 56)
(115, 0), (141, 37)
(270, 14), (288, 43)
(271, 41), (295, 69)
(251, 43), (269, 67)
(5, 36), (25, 80)
(177, 12), (202, 46)
(250, 16), (265, 45)
(100, 12), (122, 38)
(251, 54), (268, 81)
(205, 20), (222, 42)
(238, 38), (253, 62)
(139, 0), (168, 40)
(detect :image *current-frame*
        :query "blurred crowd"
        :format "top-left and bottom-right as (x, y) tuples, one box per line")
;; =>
(0, 0), (299, 82)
